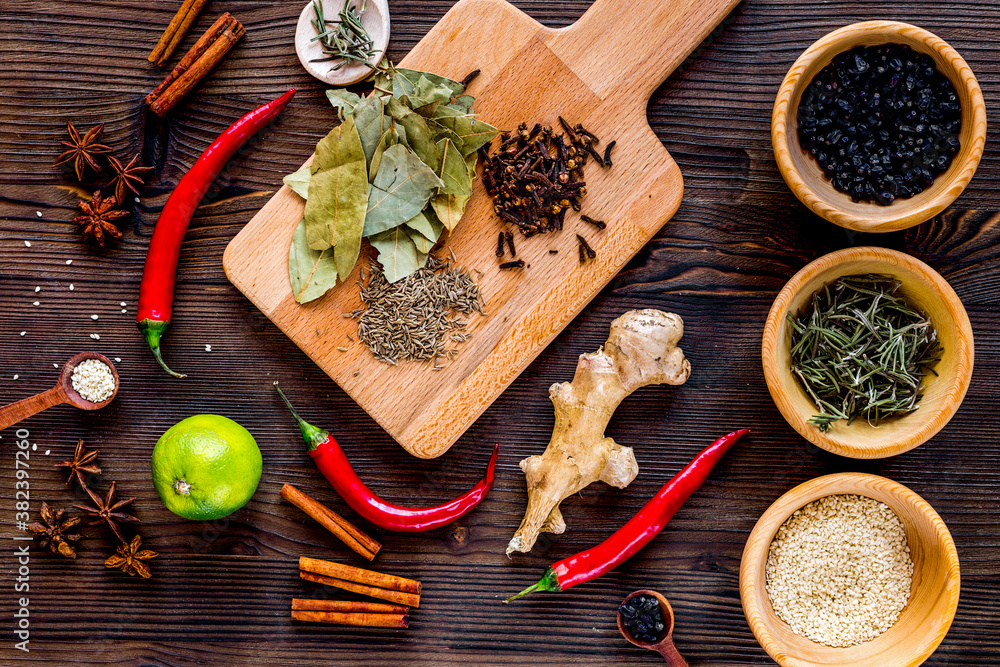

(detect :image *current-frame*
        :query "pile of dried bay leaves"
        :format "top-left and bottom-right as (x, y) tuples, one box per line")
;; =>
(285, 64), (499, 303)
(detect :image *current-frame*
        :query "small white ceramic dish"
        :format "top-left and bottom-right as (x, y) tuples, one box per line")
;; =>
(295, 0), (390, 86)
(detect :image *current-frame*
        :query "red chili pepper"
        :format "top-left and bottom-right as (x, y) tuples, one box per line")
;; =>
(274, 383), (499, 532)
(137, 89), (296, 378)
(504, 429), (749, 603)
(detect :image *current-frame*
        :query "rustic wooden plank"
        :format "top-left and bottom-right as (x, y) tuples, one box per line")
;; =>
(1, 0), (1000, 664)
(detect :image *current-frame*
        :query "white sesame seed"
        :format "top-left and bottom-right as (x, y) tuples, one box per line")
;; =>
(34, 286), (40, 293)
(70, 358), (116, 403)
(90, 333), (100, 340)
(44, 450), (49, 455)
(32, 301), (39, 306)
(134, 197), (140, 203)
(120, 302), (127, 307)
(66, 260), (72, 265)
(53, 363), (58, 368)
(91, 314), (98, 320)
(121, 309), (127, 314)
(205, 345), (212, 352)
(12, 375), (18, 380)
(19, 332), (25, 336)
(766, 494), (913, 648)
(36, 211), (42, 217)
(114, 357), (121, 363)
(24, 241), (31, 247)
(69, 284), (74, 291)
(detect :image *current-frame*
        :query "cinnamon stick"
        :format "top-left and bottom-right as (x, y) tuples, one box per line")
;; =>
(291, 609), (409, 628)
(300, 571), (421, 608)
(146, 13), (245, 117)
(148, 0), (209, 66)
(281, 483), (380, 561)
(299, 556), (421, 595)
(292, 598), (408, 614)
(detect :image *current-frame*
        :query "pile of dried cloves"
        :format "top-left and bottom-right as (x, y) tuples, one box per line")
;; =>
(480, 117), (615, 239)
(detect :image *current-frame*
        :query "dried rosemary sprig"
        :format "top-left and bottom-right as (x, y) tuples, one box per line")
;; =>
(310, 0), (375, 72)
(788, 274), (943, 431)
(357, 255), (484, 366)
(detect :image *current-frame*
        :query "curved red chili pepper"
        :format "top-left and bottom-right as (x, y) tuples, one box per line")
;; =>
(505, 429), (749, 602)
(275, 383), (499, 532)
(137, 89), (296, 378)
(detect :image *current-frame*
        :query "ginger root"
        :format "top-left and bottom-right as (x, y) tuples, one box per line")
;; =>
(506, 309), (691, 556)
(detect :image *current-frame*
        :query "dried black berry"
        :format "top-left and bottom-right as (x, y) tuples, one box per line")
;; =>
(619, 594), (667, 643)
(797, 43), (961, 205)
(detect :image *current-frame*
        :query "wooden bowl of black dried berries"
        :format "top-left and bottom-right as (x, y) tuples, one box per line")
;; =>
(773, 21), (986, 233)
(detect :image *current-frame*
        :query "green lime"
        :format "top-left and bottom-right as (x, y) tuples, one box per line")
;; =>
(151, 414), (262, 521)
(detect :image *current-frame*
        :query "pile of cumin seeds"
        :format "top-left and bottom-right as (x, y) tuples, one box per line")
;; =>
(355, 255), (485, 367)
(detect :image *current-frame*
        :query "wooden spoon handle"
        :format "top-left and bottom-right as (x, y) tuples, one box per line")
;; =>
(655, 640), (689, 667)
(548, 0), (741, 102)
(0, 386), (67, 431)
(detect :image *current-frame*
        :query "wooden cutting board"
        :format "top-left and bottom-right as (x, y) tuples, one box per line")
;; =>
(223, 0), (740, 459)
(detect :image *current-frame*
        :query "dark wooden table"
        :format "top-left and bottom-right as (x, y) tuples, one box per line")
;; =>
(1, 1), (998, 664)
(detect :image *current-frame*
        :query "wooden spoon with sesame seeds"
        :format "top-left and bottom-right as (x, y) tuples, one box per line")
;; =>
(0, 353), (119, 430)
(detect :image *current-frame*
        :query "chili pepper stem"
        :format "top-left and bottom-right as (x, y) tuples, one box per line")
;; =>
(137, 319), (186, 378)
(503, 567), (560, 604)
(273, 382), (330, 451)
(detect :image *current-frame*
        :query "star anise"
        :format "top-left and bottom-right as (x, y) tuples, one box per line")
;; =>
(107, 154), (153, 204)
(74, 191), (129, 246)
(29, 502), (82, 559)
(54, 439), (101, 489)
(54, 121), (112, 181)
(105, 534), (157, 578)
(74, 480), (139, 544)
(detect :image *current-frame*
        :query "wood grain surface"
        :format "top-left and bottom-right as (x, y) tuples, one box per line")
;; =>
(1, 0), (999, 665)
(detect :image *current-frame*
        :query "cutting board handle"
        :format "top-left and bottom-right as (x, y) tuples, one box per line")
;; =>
(549, 0), (741, 102)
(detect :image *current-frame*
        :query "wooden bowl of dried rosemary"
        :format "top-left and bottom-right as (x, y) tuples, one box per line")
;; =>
(762, 246), (973, 458)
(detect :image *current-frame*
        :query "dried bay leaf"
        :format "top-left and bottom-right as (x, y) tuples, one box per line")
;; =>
(387, 97), (442, 173)
(407, 226), (436, 254)
(405, 209), (444, 243)
(288, 218), (337, 303)
(364, 144), (444, 237)
(431, 111), (499, 156)
(437, 138), (472, 197)
(312, 116), (363, 175)
(406, 75), (456, 109)
(432, 193), (471, 233)
(369, 129), (393, 183)
(412, 101), (441, 118)
(386, 68), (464, 100)
(426, 121), (464, 150)
(431, 138), (473, 231)
(369, 227), (420, 283)
(303, 120), (367, 273)
(353, 95), (388, 168)
(465, 152), (478, 182)
(283, 165), (311, 199)
(327, 89), (362, 120)
(451, 95), (475, 114)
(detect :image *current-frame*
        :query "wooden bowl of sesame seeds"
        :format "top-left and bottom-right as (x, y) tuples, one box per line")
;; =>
(740, 473), (960, 667)
(762, 246), (974, 458)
